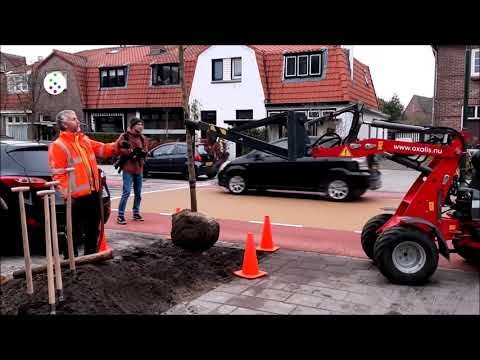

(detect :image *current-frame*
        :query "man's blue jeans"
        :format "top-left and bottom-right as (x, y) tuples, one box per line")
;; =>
(118, 171), (143, 218)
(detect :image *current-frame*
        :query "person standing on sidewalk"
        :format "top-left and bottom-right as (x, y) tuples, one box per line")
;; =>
(48, 110), (122, 257)
(116, 118), (148, 224)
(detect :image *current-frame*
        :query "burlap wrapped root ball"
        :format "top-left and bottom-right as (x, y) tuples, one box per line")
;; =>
(171, 210), (220, 252)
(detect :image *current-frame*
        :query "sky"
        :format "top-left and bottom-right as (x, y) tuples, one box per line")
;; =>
(0, 45), (435, 107)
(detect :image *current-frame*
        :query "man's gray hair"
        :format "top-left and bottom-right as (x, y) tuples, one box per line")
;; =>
(56, 110), (75, 130)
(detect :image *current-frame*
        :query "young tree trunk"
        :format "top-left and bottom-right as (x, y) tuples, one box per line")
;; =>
(179, 45), (198, 211)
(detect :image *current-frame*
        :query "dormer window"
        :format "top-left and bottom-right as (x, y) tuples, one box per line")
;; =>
(211, 57), (242, 82)
(152, 63), (180, 85)
(100, 66), (127, 88)
(284, 51), (325, 79)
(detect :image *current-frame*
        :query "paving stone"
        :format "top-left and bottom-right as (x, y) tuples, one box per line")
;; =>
(242, 287), (293, 301)
(285, 293), (324, 308)
(196, 291), (236, 304)
(311, 287), (349, 301)
(185, 300), (221, 314)
(255, 277), (290, 290)
(318, 298), (371, 314)
(454, 302), (480, 315)
(226, 295), (296, 314)
(290, 305), (330, 315)
(209, 305), (238, 315)
(214, 284), (251, 295)
(230, 307), (275, 315)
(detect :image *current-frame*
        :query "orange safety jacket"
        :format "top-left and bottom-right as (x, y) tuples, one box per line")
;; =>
(48, 131), (119, 199)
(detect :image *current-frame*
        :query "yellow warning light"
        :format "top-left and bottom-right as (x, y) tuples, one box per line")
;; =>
(428, 201), (435, 211)
(210, 125), (216, 132)
(378, 141), (384, 151)
(449, 225), (456, 231)
(220, 128), (226, 136)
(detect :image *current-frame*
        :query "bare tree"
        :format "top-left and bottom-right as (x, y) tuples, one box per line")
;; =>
(179, 45), (198, 211)
(10, 64), (45, 140)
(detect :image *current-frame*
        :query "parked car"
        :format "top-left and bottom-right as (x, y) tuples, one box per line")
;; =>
(217, 136), (382, 201)
(0, 139), (111, 255)
(143, 142), (218, 179)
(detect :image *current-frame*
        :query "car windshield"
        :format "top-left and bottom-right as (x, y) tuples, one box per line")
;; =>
(7, 147), (50, 172)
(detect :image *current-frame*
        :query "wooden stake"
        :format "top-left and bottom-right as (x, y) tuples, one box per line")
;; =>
(37, 189), (56, 315)
(13, 249), (114, 278)
(46, 181), (63, 301)
(11, 186), (33, 295)
(65, 168), (76, 272)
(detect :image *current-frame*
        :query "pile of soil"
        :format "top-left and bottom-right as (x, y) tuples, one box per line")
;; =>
(1, 239), (264, 315)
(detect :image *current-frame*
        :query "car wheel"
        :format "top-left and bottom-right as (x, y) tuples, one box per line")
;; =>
(227, 175), (247, 195)
(326, 178), (351, 201)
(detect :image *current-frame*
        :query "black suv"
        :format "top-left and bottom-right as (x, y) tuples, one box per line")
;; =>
(144, 142), (217, 179)
(217, 137), (381, 201)
(0, 139), (111, 255)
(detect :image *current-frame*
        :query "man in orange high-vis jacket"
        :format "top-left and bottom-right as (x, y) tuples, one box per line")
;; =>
(48, 110), (123, 258)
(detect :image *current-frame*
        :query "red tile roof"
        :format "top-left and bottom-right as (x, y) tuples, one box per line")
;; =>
(28, 45), (379, 112)
(250, 45), (379, 110)
(74, 45), (208, 109)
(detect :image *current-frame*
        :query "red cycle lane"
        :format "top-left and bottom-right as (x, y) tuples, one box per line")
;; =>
(106, 210), (477, 273)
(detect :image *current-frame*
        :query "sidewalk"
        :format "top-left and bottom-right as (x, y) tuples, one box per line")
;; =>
(166, 248), (480, 315)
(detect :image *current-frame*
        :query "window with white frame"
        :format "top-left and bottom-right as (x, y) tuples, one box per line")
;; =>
(7, 73), (29, 93)
(212, 57), (242, 82)
(231, 57), (242, 80)
(284, 51), (325, 79)
(297, 55), (308, 77)
(466, 105), (480, 120)
(309, 54), (321, 75)
(471, 48), (480, 78)
(285, 56), (297, 77)
(6, 115), (28, 124)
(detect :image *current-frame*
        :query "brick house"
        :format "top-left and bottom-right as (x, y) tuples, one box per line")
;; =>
(0, 52), (31, 139)
(432, 45), (480, 147)
(402, 95), (433, 126)
(30, 45), (207, 142)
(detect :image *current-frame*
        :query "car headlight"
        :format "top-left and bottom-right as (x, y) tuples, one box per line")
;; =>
(218, 160), (230, 173)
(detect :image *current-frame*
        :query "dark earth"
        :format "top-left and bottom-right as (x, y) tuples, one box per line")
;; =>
(1, 239), (266, 315)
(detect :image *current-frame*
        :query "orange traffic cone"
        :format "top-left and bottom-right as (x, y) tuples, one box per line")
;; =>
(234, 233), (267, 279)
(97, 231), (110, 252)
(257, 216), (279, 252)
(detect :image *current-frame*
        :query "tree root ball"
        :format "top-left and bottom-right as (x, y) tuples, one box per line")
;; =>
(171, 210), (220, 252)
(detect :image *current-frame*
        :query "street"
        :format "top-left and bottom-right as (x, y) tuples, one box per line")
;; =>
(2, 166), (479, 315)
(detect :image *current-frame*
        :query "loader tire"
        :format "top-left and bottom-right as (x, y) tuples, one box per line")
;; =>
(361, 213), (392, 260)
(373, 225), (438, 285)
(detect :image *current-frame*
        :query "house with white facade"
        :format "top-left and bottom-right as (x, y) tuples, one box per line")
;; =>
(189, 45), (388, 158)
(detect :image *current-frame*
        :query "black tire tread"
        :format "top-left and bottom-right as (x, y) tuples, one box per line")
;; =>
(373, 225), (438, 285)
(361, 213), (392, 259)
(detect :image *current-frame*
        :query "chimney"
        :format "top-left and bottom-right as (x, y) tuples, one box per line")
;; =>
(341, 45), (354, 80)
(149, 45), (166, 56)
